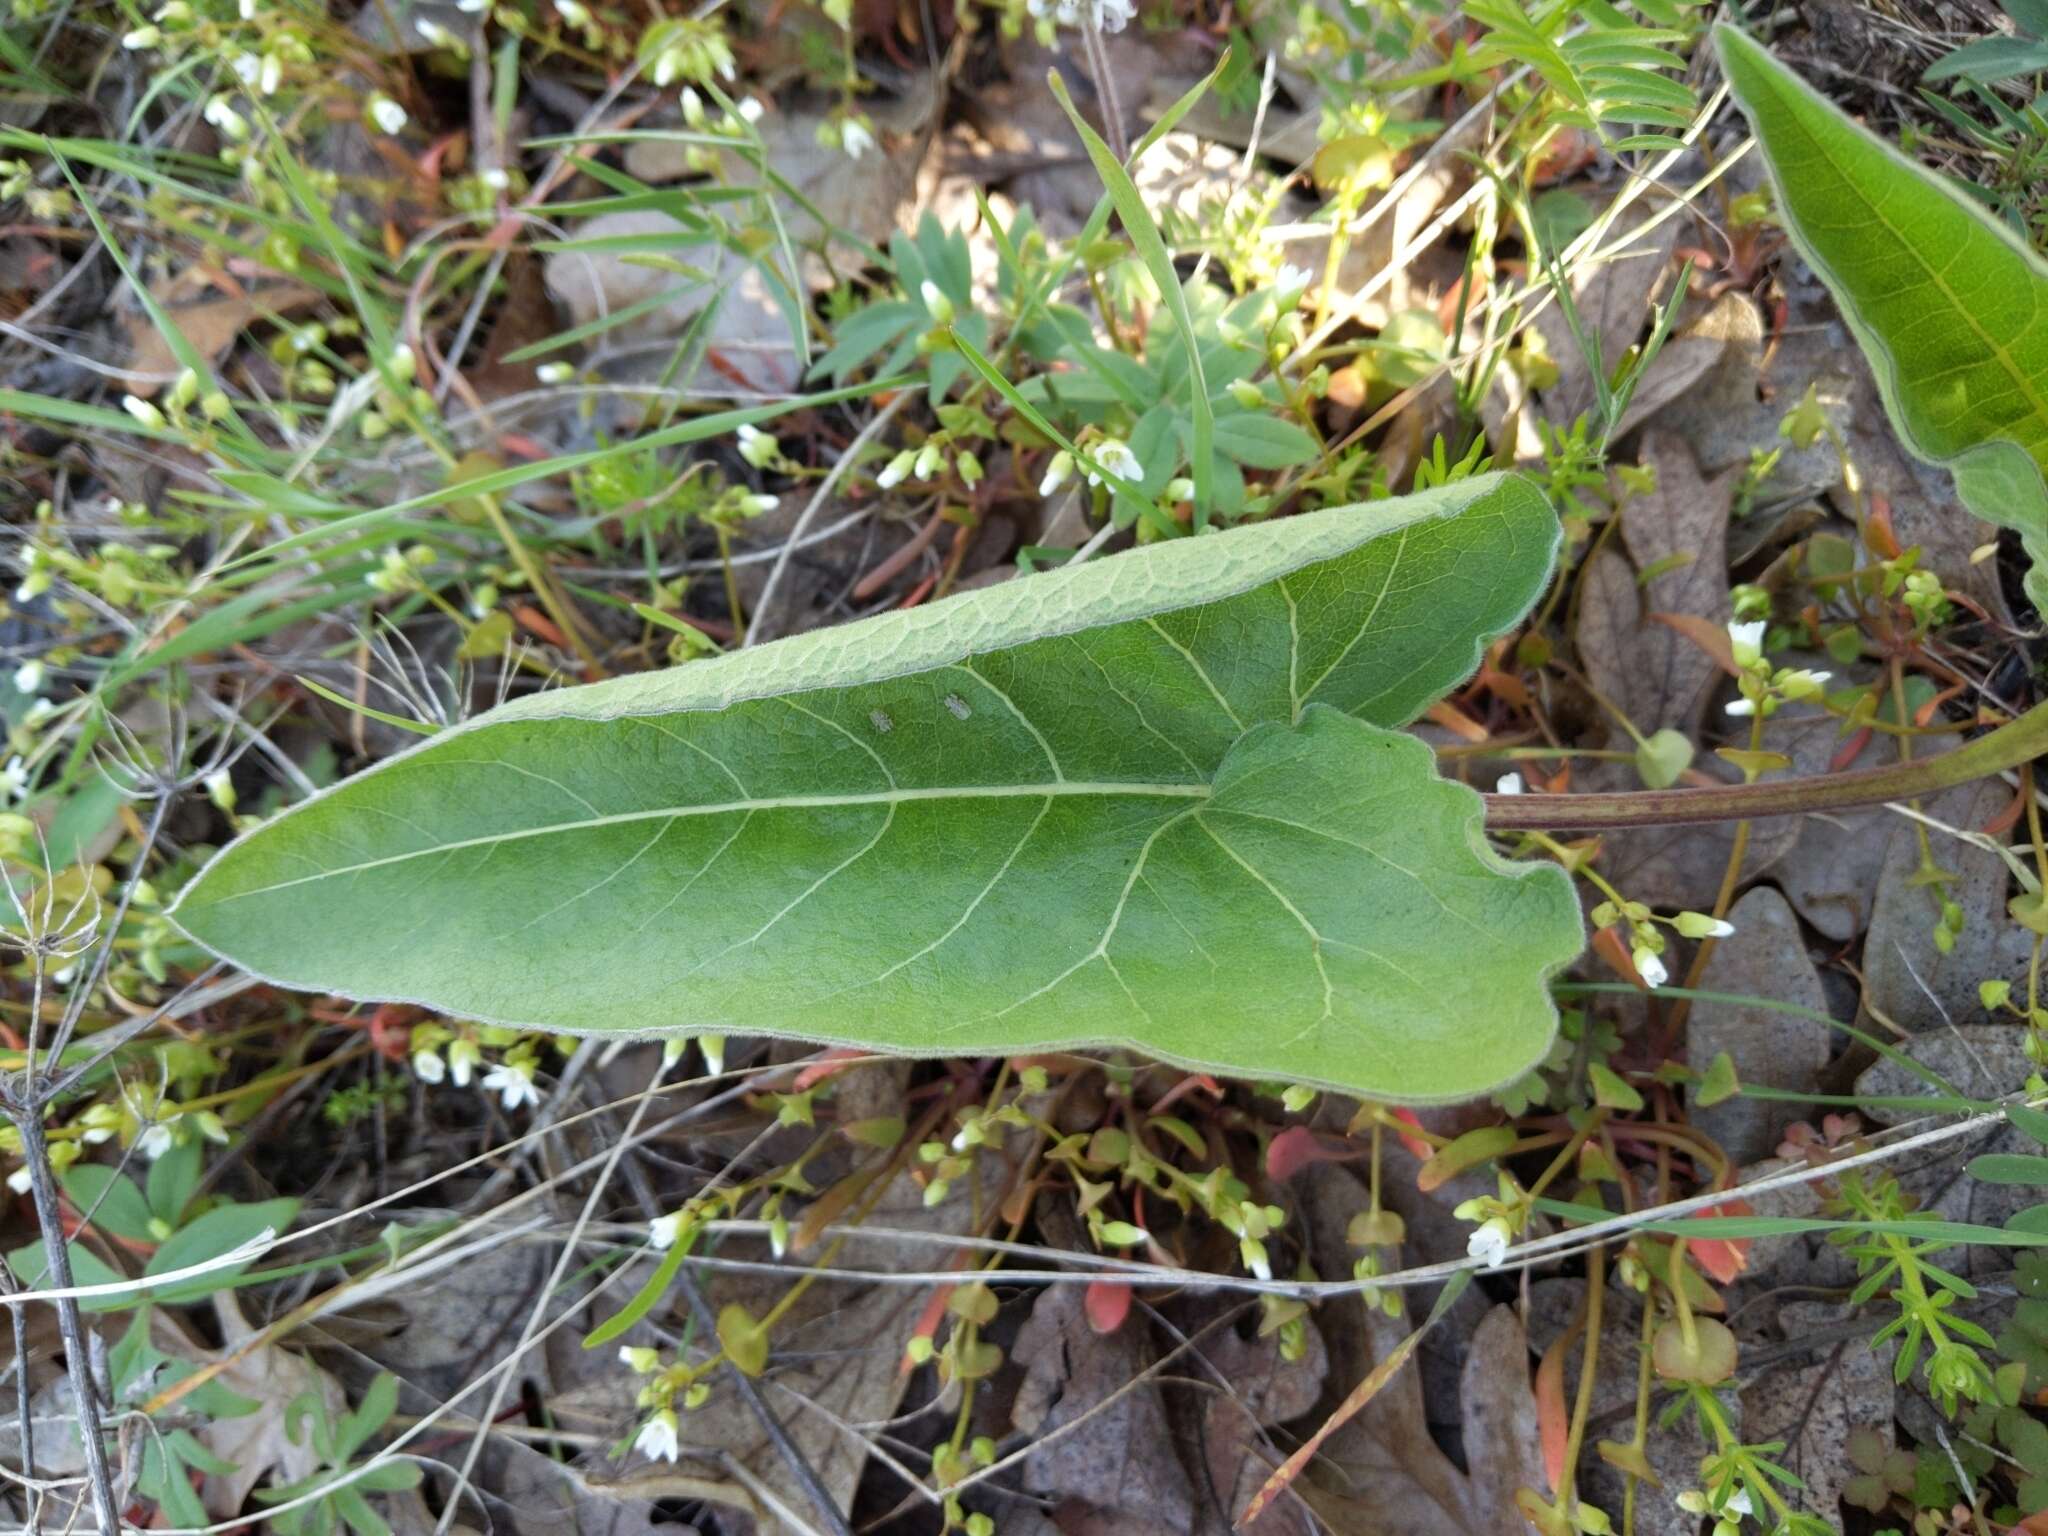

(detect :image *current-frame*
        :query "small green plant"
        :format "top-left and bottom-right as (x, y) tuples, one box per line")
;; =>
(251, 1373), (420, 1536)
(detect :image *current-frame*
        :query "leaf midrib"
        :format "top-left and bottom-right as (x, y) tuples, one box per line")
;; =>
(191, 779), (1216, 903)
(1779, 73), (2048, 455)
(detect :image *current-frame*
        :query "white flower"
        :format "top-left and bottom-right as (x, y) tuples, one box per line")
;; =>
(649, 1212), (682, 1249)
(258, 53), (281, 94)
(6, 1167), (29, 1195)
(1632, 945), (1669, 989)
(203, 767), (235, 812)
(1274, 262), (1314, 296)
(481, 1061), (540, 1112)
(1674, 911), (1736, 940)
(1087, 437), (1142, 486)
(479, 166), (509, 190)
(230, 51), (261, 84)
(237, 0), (254, 16)
(555, 0), (590, 24)
(12, 660), (43, 694)
(201, 95), (248, 141)
(736, 422), (779, 469)
(1727, 618), (1766, 669)
(698, 1035), (725, 1076)
(743, 494), (777, 515)
(1240, 1236), (1271, 1281)
(913, 443), (944, 480)
(634, 1409), (681, 1463)
(412, 1049), (446, 1084)
(1038, 450), (1075, 498)
(735, 96), (763, 123)
(447, 1038), (479, 1088)
(840, 118), (875, 159)
(536, 361), (574, 385)
(1775, 667), (1831, 701)
(367, 94), (407, 135)
(919, 280), (955, 325)
(1723, 697), (1755, 718)
(1495, 772), (1524, 795)
(20, 699), (51, 727)
(455, 0), (488, 12)
(415, 16), (460, 47)
(1467, 1216), (1512, 1269)
(121, 25), (161, 47)
(121, 394), (166, 429)
(876, 449), (915, 490)
(679, 87), (706, 127)
(0, 757), (31, 801)
(618, 1345), (660, 1373)
(137, 1123), (175, 1161)
(1725, 1488), (1753, 1517)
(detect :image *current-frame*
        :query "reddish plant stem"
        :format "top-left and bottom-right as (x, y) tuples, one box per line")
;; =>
(1482, 699), (2048, 832)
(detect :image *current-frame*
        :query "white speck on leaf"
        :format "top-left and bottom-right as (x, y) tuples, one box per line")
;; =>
(870, 709), (893, 734)
(944, 694), (971, 721)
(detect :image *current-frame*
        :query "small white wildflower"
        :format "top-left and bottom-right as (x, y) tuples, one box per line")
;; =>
(0, 757), (30, 801)
(743, 493), (777, 515)
(536, 361), (573, 385)
(230, 51), (262, 84)
(679, 86), (706, 127)
(699, 1034), (725, 1075)
(1274, 262), (1314, 296)
(20, 699), (52, 727)
(1240, 1236), (1271, 1281)
(137, 1123), (175, 1161)
(735, 422), (779, 469)
(203, 767), (236, 813)
(479, 166), (510, 190)
(840, 117), (875, 159)
(11, 660), (43, 694)
(734, 96), (763, 122)
(1723, 697), (1756, 718)
(1775, 667), (1832, 701)
(913, 442), (944, 480)
(481, 1061), (540, 1112)
(1674, 911), (1736, 940)
(1467, 1216), (1512, 1269)
(633, 1409), (681, 1463)
(121, 25), (161, 47)
(446, 1037), (479, 1088)
(1725, 1489), (1753, 1517)
(919, 280), (955, 325)
(258, 53), (281, 94)
(455, 0), (488, 12)
(6, 1167), (29, 1195)
(121, 394), (167, 429)
(237, 0), (255, 17)
(412, 1049), (446, 1084)
(202, 95), (248, 141)
(650, 46), (683, 87)
(649, 1212), (682, 1249)
(617, 1345), (660, 1374)
(1038, 450), (1074, 498)
(415, 16), (460, 48)
(1727, 618), (1766, 670)
(366, 94), (408, 135)
(1632, 945), (1669, 989)
(1088, 437), (1142, 486)
(876, 449), (916, 490)
(1496, 772), (1524, 795)
(555, 0), (590, 24)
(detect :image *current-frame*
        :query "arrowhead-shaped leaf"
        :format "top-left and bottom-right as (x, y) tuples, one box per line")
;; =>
(172, 474), (1581, 1103)
(1716, 25), (2048, 610)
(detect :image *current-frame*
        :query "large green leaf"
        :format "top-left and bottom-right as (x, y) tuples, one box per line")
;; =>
(172, 475), (1580, 1103)
(1716, 25), (2048, 609)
